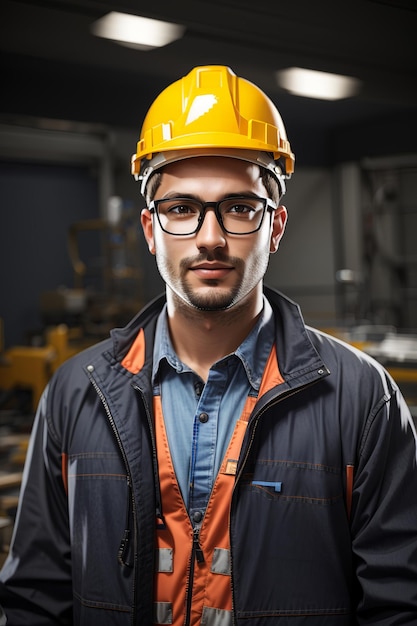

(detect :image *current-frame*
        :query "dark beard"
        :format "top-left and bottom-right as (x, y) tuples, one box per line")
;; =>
(179, 254), (243, 311)
(183, 282), (237, 311)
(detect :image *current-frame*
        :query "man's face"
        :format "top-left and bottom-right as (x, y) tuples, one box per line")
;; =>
(141, 156), (287, 313)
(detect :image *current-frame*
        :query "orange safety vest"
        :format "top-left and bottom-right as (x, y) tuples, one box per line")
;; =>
(153, 344), (284, 626)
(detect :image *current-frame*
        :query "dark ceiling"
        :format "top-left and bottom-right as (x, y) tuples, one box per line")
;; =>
(1, 0), (417, 166)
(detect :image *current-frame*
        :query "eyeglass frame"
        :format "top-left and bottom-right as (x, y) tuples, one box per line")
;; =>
(147, 195), (278, 236)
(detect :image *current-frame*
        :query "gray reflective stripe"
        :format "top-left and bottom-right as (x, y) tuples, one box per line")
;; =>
(211, 547), (231, 575)
(201, 606), (233, 626)
(154, 602), (173, 624)
(155, 547), (173, 572)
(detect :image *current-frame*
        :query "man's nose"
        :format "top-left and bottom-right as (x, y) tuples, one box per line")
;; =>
(195, 207), (227, 249)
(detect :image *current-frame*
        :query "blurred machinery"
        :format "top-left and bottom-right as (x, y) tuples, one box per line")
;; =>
(332, 159), (417, 423)
(0, 197), (143, 414)
(42, 196), (143, 337)
(0, 322), (89, 412)
(360, 332), (417, 422)
(326, 325), (417, 424)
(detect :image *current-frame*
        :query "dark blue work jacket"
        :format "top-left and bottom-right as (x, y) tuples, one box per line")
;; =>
(1, 287), (416, 625)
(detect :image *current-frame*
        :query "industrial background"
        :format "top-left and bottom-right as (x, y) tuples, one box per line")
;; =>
(0, 0), (417, 556)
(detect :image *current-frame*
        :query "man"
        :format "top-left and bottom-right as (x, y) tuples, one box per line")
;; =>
(0, 65), (416, 625)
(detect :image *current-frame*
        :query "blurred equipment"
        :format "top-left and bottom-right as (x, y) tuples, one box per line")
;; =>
(42, 196), (143, 337)
(365, 332), (417, 421)
(326, 324), (417, 424)
(1, 197), (144, 413)
(0, 323), (86, 412)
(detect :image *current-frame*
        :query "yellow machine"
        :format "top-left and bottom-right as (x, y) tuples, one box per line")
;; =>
(0, 322), (87, 411)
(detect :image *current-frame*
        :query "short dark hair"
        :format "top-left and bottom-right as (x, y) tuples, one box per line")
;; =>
(145, 171), (162, 204)
(261, 169), (282, 205)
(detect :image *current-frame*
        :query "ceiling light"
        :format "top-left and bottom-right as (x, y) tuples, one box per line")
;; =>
(276, 67), (361, 101)
(91, 11), (186, 51)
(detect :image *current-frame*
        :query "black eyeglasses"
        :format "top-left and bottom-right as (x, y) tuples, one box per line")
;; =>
(148, 195), (277, 236)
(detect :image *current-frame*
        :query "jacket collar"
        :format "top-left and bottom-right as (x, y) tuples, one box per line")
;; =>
(108, 286), (328, 384)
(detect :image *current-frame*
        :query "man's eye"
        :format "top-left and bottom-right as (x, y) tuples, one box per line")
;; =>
(227, 203), (254, 214)
(168, 204), (198, 215)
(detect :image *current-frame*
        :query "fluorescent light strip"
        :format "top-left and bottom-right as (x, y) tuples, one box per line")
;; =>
(276, 67), (361, 101)
(91, 11), (186, 50)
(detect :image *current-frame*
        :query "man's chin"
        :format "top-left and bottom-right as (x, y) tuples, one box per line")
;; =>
(193, 302), (231, 312)
(184, 287), (237, 312)
(188, 297), (234, 312)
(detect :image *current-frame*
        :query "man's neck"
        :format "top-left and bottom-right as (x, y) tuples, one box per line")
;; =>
(166, 289), (263, 381)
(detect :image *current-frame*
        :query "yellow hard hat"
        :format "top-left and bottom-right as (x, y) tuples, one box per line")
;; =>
(132, 65), (295, 196)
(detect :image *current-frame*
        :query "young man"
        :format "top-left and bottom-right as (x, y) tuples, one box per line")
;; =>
(0, 65), (416, 625)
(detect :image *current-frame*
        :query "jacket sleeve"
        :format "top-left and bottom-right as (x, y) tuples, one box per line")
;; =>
(351, 378), (417, 624)
(0, 384), (73, 625)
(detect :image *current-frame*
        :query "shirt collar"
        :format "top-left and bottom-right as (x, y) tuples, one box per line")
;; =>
(152, 296), (275, 392)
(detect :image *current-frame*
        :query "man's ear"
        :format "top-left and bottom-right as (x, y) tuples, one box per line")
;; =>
(270, 205), (287, 253)
(140, 208), (156, 255)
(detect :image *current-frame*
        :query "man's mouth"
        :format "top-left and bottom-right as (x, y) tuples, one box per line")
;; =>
(190, 262), (234, 280)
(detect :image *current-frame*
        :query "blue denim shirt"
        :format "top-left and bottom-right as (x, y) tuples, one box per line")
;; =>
(152, 297), (275, 520)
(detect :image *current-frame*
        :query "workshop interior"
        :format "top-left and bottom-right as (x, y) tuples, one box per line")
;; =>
(1, 0), (417, 562)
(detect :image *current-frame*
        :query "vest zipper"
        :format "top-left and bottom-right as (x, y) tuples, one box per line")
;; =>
(184, 525), (205, 625)
(87, 369), (138, 626)
(193, 527), (205, 564)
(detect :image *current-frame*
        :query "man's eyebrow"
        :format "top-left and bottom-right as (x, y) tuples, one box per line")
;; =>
(159, 192), (200, 200)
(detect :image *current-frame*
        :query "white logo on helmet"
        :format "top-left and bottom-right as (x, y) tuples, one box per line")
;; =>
(186, 95), (218, 125)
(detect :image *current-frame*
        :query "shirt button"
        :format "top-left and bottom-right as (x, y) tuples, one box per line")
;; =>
(199, 412), (209, 423)
(193, 511), (203, 523)
(194, 381), (203, 397)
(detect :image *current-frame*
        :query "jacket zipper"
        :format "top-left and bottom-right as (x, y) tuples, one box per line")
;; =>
(229, 377), (325, 625)
(87, 370), (138, 626)
(234, 379), (323, 487)
(118, 474), (133, 567)
(131, 383), (166, 526)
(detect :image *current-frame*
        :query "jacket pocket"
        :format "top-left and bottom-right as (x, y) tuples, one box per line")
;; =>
(232, 459), (352, 617)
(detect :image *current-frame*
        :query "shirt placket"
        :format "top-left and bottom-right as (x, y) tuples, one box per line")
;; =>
(188, 365), (228, 520)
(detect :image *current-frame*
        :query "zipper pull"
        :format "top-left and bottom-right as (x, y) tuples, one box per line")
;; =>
(118, 529), (131, 566)
(193, 528), (205, 563)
